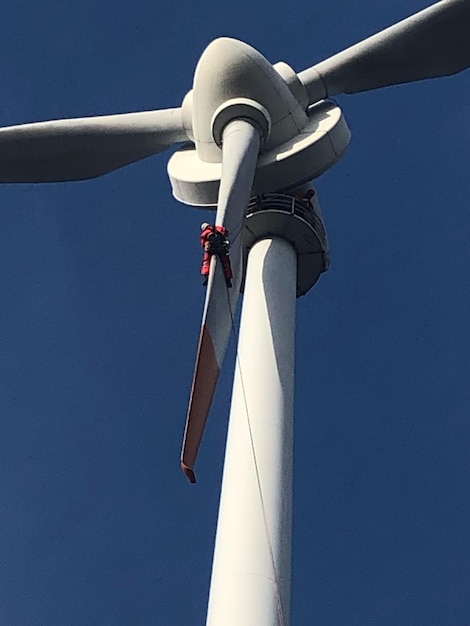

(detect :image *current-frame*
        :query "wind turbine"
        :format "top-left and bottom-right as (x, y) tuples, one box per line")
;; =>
(0, 1), (468, 624)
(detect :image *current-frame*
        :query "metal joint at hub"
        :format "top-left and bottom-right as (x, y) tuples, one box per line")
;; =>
(243, 192), (330, 297)
(211, 98), (271, 147)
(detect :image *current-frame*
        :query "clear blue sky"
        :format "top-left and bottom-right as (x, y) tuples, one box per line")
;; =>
(1, 1), (470, 624)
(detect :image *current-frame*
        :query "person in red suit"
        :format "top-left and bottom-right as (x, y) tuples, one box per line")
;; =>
(295, 188), (316, 208)
(200, 223), (233, 287)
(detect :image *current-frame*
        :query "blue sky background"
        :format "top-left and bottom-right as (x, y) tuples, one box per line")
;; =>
(1, 1), (470, 624)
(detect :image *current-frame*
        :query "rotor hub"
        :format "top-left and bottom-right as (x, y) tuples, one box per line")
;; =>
(188, 37), (309, 163)
(168, 99), (351, 206)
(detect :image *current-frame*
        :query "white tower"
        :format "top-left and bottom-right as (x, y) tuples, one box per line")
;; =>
(206, 192), (329, 625)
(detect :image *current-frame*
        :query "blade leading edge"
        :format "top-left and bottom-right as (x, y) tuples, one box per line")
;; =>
(0, 108), (186, 182)
(181, 119), (261, 483)
(298, 0), (470, 104)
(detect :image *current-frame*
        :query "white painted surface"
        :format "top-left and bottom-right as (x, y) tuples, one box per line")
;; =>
(190, 37), (307, 163)
(207, 237), (297, 626)
(298, 0), (470, 102)
(206, 118), (260, 367)
(168, 99), (351, 206)
(0, 108), (187, 182)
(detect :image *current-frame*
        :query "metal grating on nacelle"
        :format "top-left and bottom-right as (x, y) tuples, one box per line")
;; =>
(242, 193), (330, 297)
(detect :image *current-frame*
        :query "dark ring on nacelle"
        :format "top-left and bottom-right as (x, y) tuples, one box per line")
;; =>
(211, 98), (271, 147)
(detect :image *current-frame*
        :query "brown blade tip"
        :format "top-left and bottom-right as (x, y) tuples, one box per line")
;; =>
(181, 462), (197, 484)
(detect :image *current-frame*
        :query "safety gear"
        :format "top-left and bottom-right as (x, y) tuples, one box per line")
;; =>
(201, 222), (210, 231)
(206, 230), (228, 255)
(200, 224), (234, 286)
(305, 188), (315, 200)
(295, 188), (315, 208)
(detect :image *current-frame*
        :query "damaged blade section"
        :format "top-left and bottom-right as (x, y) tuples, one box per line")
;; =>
(181, 119), (261, 482)
(181, 323), (219, 483)
(180, 253), (240, 483)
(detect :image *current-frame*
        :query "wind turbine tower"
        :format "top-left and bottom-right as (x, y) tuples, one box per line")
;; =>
(204, 191), (332, 626)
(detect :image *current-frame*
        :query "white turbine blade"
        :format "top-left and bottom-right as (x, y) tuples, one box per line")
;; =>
(298, 0), (470, 104)
(181, 119), (260, 483)
(0, 108), (186, 182)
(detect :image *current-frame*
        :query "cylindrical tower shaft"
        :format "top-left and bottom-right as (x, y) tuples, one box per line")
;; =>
(206, 237), (297, 626)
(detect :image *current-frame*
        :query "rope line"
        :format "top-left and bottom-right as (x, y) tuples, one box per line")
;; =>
(225, 284), (287, 626)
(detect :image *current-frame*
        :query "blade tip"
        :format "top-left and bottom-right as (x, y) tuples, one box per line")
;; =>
(181, 462), (197, 484)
